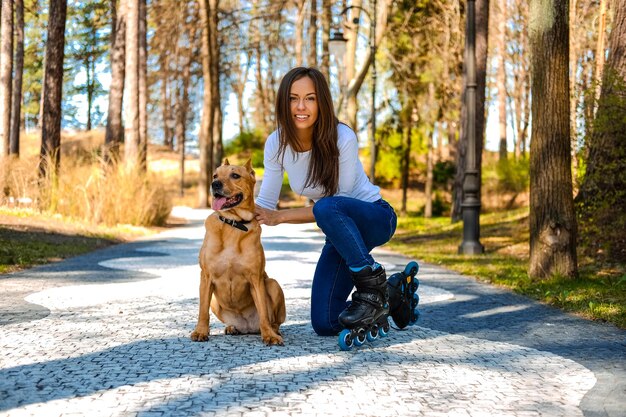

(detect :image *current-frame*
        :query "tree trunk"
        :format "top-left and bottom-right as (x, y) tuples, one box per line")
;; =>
(529, 0), (578, 279)
(124, 0), (140, 170)
(400, 103), (413, 216)
(10, 0), (24, 156)
(210, 0), (222, 169)
(340, 0), (360, 125)
(308, 0), (317, 67)
(497, 0), (507, 161)
(451, 0), (489, 223)
(425, 125), (434, 218)
(251, 2), (270, 136)
(593, 0), (608, 113)
(425, 83), (436, 218)
(160, 52), (173, 149)
(38, 53), (45, 131)
(295, 0), (305, 67)
(105, 0), (126, 164)
(569, 0), (579, 181)
(198, 0), (215, 208)
(321, 0), (331, 79)
(577, 0), (626, 262)
(0, 0), (14, 158)
(39, 0), (67, 180)
(138, 0), (148, 172)
(86, 55), (93, 131)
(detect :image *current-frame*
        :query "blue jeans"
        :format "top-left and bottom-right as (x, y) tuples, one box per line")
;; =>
(310, 196), (397, 335)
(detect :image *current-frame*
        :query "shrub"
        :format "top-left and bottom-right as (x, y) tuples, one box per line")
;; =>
(1, 153), (171, 227)
(495, 157), (530, 194)
(224, 130), (266, 168)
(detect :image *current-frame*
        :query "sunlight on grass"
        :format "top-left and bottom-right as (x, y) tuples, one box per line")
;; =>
(388, 208), (626, 329)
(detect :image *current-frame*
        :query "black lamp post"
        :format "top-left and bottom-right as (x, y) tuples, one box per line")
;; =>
(459, 0), (484, 254)
(329, 0), (378, 183)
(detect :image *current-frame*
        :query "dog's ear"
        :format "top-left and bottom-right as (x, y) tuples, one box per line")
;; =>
(223, 158), (230, 166)
(244, 159), (255, 178)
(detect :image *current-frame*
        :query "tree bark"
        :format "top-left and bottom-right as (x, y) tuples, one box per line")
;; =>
(0, 0), (14, 158)
(38, 53), (45, 131)
(39, 0), (67, 180)
(342, 0), (362, 128)
(400, 106), (412, 216)
(569, 0), (579, 180)
(124, 0), (140, 170)
(138, 0), (148, 172)
(10, 0), (24, 156)
(295, 0), (305, 67)
(529, 0), (578, 279)
(105, 0), (126, 164)
(210, 0), (222, 169)
(497, 0), (508, 160)
(308, 0), (317, 67)
(451, 0), (489, 223)
(593, 0), (608, 112)
(320, 0), (331, 80)
(160, 52), (173, 149)
(425, 83), (436, 218)
(425, 126), (434, 218)
(198, 0), (215, 208)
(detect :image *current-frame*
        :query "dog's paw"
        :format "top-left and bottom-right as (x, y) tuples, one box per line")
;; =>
(225, 326), (242, 335)
(262, 332), (284, 346)
(190, 329), (209, 342)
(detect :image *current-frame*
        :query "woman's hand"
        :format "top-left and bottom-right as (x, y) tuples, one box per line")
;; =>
(255, 205), (315, 225)
(255, 206), (282, 226)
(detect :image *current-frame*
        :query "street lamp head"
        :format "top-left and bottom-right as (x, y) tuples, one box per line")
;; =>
(329, 30), (348, 58)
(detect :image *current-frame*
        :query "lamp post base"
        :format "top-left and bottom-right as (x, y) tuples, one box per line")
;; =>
(458, 240), (485, 255)
(459, 199), (484, 255)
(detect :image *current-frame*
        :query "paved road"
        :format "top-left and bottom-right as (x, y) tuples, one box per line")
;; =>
(0, 207), (624, 417)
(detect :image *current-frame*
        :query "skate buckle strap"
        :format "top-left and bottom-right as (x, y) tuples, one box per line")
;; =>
(218, 216), (251, 232)
(353, 291), (383, 307)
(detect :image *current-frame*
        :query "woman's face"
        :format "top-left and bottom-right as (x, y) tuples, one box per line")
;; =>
(289, 76), (319, 134)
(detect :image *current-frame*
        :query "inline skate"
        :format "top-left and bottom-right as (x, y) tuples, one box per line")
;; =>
(337, 264), (390, 351)
(387, 260), (420, 329)
(337, 261), (420, 351)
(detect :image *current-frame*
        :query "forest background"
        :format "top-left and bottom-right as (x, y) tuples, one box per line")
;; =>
(0, 0), (624, 328)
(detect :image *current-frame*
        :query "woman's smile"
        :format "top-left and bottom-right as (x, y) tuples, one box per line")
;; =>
(290, 76), (319, 135)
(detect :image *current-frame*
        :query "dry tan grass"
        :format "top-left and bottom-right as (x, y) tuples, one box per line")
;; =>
(1, 130), (173, 227)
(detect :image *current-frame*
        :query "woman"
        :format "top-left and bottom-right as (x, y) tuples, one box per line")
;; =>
(255, 67), (406, 336)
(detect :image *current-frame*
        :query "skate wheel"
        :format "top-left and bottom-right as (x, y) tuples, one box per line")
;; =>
(411, 293), (420, 309)
(404, 261), (419, 277)
(408, 278), (419, 293)
(410, 308), (420, 325)
(366, 328), (378, 342)
(353, 331), (366, 346)
(338, 329), (354, 351)
(379, 324), (389, 337)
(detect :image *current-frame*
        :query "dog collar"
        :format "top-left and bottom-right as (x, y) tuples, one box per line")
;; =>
(218, 215), (251, 232)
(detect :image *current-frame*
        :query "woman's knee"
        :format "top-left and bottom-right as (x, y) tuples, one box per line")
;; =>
(311, 314), (339, 336)
(312, 196), (334, 219)
(312, 196), (341, 230)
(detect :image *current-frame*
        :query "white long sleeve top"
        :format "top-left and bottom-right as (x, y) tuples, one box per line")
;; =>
(256, 123), (381, 210)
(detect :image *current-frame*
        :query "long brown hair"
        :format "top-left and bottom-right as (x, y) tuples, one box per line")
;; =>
(274, 67), (339, 196)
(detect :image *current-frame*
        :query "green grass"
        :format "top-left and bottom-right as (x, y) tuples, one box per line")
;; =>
(0, 227), (117, 274)
(388, 207), (626, 329)
(0, 207), (153, 274)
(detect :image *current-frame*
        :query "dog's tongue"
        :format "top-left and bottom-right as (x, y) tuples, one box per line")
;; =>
(212, 196), (227, 211)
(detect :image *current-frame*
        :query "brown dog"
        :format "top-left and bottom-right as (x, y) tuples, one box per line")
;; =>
(190, 159), (286, 345)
